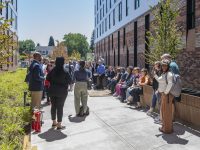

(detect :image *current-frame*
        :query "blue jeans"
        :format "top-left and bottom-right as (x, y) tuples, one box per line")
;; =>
(151, 90), (160, 108)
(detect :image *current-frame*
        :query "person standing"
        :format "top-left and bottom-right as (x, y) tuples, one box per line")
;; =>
(154, 59), (174, 134)
(73, 61), (89, 117)
(29, 52), (45, 109)
(44, 61), (55, 105)
(96, 60), (105, 89)
(161, 53), (180, 121)
(47, 57), (71, 130)
(147, 61), (162, 115)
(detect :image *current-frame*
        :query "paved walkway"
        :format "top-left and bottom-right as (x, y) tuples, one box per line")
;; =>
(32, 91), (200, 150)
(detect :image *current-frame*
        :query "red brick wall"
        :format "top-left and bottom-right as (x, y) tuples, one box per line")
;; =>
(95, 0), (200, 90)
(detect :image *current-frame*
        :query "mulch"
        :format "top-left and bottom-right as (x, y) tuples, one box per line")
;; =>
(88, 89), (112, 97)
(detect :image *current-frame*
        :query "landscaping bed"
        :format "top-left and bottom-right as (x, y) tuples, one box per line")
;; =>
(0, 69), (31, 150)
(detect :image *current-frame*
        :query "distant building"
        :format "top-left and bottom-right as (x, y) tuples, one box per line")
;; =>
(94, 0), (200, 90)
(0, 0), (18, 71)
(35, 46), (55, 58)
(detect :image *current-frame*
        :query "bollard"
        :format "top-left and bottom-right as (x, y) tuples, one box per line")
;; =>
(24, 91), (28, 107)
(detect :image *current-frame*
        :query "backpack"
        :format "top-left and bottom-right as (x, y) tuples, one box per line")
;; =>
(165, 72), (182, 98)
(24, 63), (37, 83)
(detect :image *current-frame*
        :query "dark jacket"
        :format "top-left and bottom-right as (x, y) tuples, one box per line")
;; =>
(29, 60), (45, 91)
(107, 70), (115, 79)
(47, 68), (71, 98)
(121, 72), (128, 82)
(124, 74), (133, 87)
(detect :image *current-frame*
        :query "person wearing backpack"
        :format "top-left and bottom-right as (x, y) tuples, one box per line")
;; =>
(28, 52), (45, 110)
(154, 59), (174, 134)
(161, 53), (181, 121)
(161, 54), (180, 75)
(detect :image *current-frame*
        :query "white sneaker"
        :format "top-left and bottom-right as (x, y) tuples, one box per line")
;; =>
(113, 93), (118, 97)
(147, 108), (154, 116)
(117, 96), (122, 99)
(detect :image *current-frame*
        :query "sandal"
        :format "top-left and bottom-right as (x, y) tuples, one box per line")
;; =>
(52, 124), (57, 128)
(57, 126), (66, 130)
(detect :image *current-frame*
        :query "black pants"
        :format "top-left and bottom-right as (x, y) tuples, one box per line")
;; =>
(97, 74), (105, 89)
(120, 86), (128, 101)
(51, 96), (66, 122)
(45, 86), (50, 102)
(130, 87), (143, 102)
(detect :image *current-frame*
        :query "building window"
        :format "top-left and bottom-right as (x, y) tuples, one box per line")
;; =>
(135, 0), (140, 10)
(110, 0), (112, 8)
(100, 0), (102, 6)
(100, 9), (102, 20)
(6, 3), (8, 19)
(103, 4), (105, 17)
(0, 0), (2, 15)
(112, 34), (114, 49)
(15, 15), (17, 30)
(109, 14), (111, 29)
(134, 21), (138, 67)
(11, 9), (13, 25)
(119, 2), (122, 22)
(97, 13), (99, 24)
(97, 0), (99, 10)
(106, 0), (108, 13)
(118, 31), (120, 66)
(100, 25), (101, 36)
(145, 14), (150, 70)
(105, 18), (107, 32)
(187, 0), (195, 30)
(123, 28), (126, 47)
(113, 9), (115, 26)
(126, 47), (129, 67)
(102, 22), (104, 34)
(126, 0), (129, 16)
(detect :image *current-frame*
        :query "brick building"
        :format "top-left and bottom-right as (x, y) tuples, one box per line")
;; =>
(0, 0), (18, 71)
(94, 0), (200, 90)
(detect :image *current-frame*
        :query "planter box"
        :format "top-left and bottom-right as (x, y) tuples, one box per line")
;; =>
(142, 85), (200, 128)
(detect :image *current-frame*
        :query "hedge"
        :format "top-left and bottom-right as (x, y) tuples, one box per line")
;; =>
(0, 69), (31, 150)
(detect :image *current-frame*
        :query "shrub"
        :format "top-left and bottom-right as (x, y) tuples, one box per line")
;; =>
(0, 69), (31, 150)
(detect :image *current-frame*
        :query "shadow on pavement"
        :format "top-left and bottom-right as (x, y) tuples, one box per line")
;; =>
(68, 115), (86, 123)
(38, 128), (67, 142)
(125, 104), (200, 145)
(155, 123), (200, 145)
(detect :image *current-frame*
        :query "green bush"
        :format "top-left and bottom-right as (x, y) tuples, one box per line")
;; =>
(0, 69), (31, 150)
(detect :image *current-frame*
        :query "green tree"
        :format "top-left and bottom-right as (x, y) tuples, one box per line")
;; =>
(48, 36), (55, 46)
(19, 40), (35, 54)
(90, 30), (95, 52)
(63, 33), (89, 57)
(0, 2), (17, 66)
(145, 0), (182, 64)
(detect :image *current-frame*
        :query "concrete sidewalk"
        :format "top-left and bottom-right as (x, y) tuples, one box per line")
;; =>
(32, 92), (200, 150)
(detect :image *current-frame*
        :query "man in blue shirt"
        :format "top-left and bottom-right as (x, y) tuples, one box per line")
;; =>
(96, 60), (105, 89)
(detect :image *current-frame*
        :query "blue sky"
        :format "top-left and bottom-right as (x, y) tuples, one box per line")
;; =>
(18, 0), (94, 46)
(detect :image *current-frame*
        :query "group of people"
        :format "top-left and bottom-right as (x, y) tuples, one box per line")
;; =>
(102, 53), (180, 134)
(26, 52), (91, 130)
(27, 52), (180, 134)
